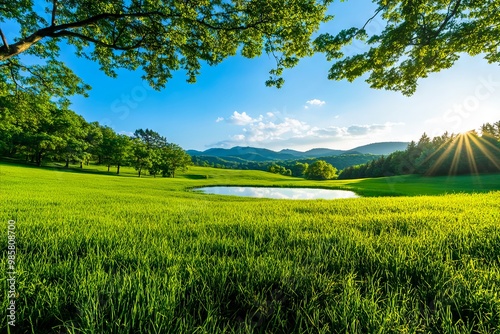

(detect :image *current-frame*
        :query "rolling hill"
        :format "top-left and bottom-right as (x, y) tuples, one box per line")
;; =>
(187, 142), (408, 162)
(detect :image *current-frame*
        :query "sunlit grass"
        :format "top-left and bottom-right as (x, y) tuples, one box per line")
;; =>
(0, 162), (499, 333)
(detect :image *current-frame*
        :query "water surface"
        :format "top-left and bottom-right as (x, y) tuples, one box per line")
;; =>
(196, 186), (359, 200)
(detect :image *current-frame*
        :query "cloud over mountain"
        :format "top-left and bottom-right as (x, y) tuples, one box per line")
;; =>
(212, 111), (402, 149)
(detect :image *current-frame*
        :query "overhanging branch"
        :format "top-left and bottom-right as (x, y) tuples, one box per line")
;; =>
(50, 30), (145, 51)
(0, 9), (262, 61)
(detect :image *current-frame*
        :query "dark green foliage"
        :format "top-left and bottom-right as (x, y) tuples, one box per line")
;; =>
(0, 93), (190, 177)
(2, 1), (498, 99)
(314, 0), (500, 95)
(339, 122), (500, 179)
(304, 160), (337, 180)
(290, 161), (308, 177)
(131, 129), (167, 177)
(0, 0), (332, 99)
(155, 143), (192, 177)
(267, 163), (292, 176)
(191, 154), (380, 177)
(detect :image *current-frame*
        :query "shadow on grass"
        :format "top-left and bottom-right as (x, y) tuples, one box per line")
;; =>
(0, 158), (138, 178)
(341, 173), (500, 197)
(181, 174), (210, 180)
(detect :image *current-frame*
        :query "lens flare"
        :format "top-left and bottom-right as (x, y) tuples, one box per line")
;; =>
(425, 131), (500, 176)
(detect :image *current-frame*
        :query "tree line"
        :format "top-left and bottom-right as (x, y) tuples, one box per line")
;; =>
(0, 92), (190, 177)
(267, 161), (338, 180)
(339, 121), (500, 180)
(191, 154), (379, 176)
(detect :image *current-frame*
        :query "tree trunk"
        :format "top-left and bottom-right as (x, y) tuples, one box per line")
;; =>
(36, 152), (42, 166)
(80, 161), (83, 168)
(65, 158), (69, 168)
(117, 165), (120, 174)
(138, 168), (141, 177)
(107, 165), (110, 172)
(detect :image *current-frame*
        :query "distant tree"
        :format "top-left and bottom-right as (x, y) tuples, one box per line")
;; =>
(57, 111), (89, 168)
(267, 163), (294, 177)
(291, 162), (309, 177)
(84, 122), (103, 166)
(305, 160), (337, 180)
(339, 121), (500, 179)
(23, 105), (70, 166)
(131, 138), (152, 177)
(133, 129), (167, 150)
(267, 163), (280, 174)
(148, 149), (162, 178)
(97, 126), (118, 171)
(111, 134), (131, 175)
(157, 143), (191, 177)
(132, 128), (167, 177)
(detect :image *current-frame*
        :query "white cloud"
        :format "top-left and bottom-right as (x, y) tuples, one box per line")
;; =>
(215, 117), (224, 123)
(210, 111), (403, 150)
(227, 111), (263, 125)
(233, 134), (245, 140)
(306, 99), (326, 107)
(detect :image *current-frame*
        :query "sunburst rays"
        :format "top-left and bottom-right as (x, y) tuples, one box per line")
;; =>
(426, 131), (500, 176)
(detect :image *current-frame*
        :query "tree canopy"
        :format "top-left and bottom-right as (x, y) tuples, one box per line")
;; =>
(0, 91), (191, 176)
(304, 160), (337, 180)
(314, 0), (500, 95)
(0, 1), (498, 99)
(0, 0), (331, 100)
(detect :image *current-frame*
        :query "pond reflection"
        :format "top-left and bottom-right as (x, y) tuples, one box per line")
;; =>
(196, 187), (359, 200)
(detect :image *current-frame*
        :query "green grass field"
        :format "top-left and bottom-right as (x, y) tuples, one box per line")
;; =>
(1, 162), (500, 333)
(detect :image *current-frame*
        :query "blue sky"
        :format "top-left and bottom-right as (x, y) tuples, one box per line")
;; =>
(12, 2), (500, 151)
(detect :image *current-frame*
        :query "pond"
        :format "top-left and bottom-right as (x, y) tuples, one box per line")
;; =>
(196, 186), (359, 200)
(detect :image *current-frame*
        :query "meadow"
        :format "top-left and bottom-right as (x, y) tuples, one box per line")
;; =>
(1, 162), (500, 333)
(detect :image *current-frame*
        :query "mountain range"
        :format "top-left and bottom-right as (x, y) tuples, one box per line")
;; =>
(187, 142), (409, 162)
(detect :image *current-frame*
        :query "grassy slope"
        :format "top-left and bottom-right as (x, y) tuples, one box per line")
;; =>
(1, 162), (500, 333)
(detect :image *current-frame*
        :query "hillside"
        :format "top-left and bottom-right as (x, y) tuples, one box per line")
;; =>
(191, 153), (382, 174)
(345, 142), (409, 155)
(187, 142), (408, 162)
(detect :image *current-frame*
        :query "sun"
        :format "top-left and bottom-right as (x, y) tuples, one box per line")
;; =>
(424, 131), (500, 176)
